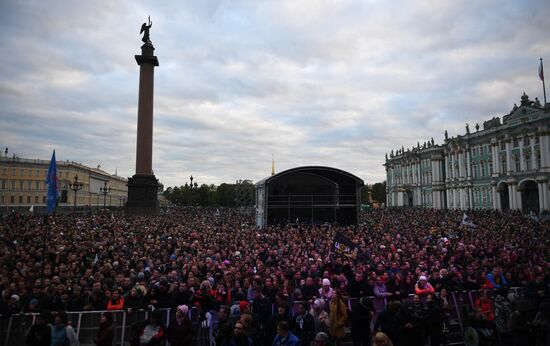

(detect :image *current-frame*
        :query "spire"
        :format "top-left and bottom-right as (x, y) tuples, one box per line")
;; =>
(271, 154), (275, 176)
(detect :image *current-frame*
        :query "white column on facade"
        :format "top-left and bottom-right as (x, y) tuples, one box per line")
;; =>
(537, 180), (544, 210)
(444, 154), (449, 181)
(469, 187), (473, 209)
(505, 137), (513, 174)
(516, 185), (523, 212)
(491, 140), (499, 175)
(491, 183), (498, 210)
(543, 182), (549, 211)
(508, 184), (515, 210)
(519, 140), (525, 172)
(496, 190), (501, 211)
(458, 150), (465, 179)
(541, 133), (550, 171)
(466, 149), (472, 178)
(531, 136), (537, 170)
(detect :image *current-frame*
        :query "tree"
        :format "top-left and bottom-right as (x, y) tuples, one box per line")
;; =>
(360, 185), (371, 204)
(371, 182), (386, 203)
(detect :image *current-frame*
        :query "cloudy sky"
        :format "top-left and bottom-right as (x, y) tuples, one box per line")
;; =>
(1, 0), (549, 187)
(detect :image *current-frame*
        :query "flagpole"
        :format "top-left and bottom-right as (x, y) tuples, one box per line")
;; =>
(542, 58), (547, 105)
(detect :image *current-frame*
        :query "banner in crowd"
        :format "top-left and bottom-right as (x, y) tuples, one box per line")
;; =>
(332, 232), (359, 257)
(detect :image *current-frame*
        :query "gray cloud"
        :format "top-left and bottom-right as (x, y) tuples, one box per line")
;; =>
(1, 0), (549, 186)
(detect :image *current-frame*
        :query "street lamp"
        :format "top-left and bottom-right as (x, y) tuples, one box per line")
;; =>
(190, 175), (193, 187)
(68, 175), (83, 213)
(100, 181), (111, 209)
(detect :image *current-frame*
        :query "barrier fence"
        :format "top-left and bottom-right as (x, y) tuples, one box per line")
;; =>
(0, 287), (530, 346)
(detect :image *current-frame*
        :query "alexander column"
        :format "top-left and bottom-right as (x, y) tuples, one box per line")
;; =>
(126, 17), (159, 215)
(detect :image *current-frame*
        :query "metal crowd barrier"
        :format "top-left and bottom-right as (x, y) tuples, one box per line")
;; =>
(0, 287), (529, 346)
(0, 307), (218, 346)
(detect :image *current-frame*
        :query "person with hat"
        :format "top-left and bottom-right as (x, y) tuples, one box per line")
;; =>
(25, 312), (51, 346)
(94, 312), (114, 346)
(166, 305), (192, 346)
(310, 299), (329, 335)
(414, 276), (434, 298)
(318, 279), (334, 303)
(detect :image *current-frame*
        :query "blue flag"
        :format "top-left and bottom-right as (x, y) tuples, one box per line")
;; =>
(45, 150), (59, 214)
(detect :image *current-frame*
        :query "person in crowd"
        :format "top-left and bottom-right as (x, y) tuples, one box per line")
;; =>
(293, 302), (315, 346)
(106, 288), (124, 310)
(329, 289), (348, 346)
(426, 294), (443, 346)
(414, 276), (434, 298)
(319, 279), (334, 303)
(373, 276), (392, 312)
(310, 298), (330, 335)
(166, 305), (193, 346)
(136, 311), (165, 346)
(351, 296), (374, 346)
(474, 290), (495, 322)
(269, 304), (294, 343)
(311, 332), (330, 346)
(50, 311), (79, 346)
(373, 300), (400, 345)
(25, 312), (51, 346)
(94, 311), (114, 346)
(216, 305), (235, 345)
(240, 313), (259, 343)
(373, 332), (393, 346)
(223, 321), (254, 346)
(272, 320), (301, 346)
(397, 295), (428, 346)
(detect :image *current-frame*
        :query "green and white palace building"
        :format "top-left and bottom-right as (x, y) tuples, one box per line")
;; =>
(385, 92), (550, 213)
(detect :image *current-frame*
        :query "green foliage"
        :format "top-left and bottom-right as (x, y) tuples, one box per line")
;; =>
(371, 181), (386, 203)
(164, 182), (253, 207)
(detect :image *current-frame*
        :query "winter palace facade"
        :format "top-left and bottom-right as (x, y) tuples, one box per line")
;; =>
(385, 93), (550, 213)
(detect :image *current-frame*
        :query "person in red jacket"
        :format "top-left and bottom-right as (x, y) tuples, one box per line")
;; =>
(474, 290), (494, 321)
(414, 276), (434, 297)
(106, 289), (125, 310)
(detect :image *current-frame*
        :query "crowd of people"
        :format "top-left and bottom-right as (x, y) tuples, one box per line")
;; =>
(0, 207), (549, 345)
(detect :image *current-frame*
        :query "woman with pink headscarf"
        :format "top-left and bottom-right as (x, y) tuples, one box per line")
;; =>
(166, 305), (193, 346)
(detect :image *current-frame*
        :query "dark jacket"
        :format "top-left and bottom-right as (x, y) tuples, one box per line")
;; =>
(94, 322), (114, 346)
(25, 323), (52, 346)
(166, 317), (193, 346)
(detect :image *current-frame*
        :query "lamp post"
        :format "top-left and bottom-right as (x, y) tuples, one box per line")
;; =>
(100, 181), (111, 209)
(68, 175), (83, 213)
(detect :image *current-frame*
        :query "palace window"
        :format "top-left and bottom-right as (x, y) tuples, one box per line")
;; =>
(500, 141), (506, 150)
(481, 189), (487, 204)
(513, 138), (519, 147)
(480, 162), (486, 177)
(472, 163), (477, 178)
(501, 157), (507, 173)
(34, 196), (38, 204)
(10, 196), (14, 203)
(19, 181), (24, 190)
(0, 180), (4, 190)
(537, 152), (541, 169)
(18, 196), (22, 204)
(27, 196), (30, 204)
(526, 155), (532, 170)
(474, 190), (479, 204)
(27, 181), (32, 191)
(515, 156), (521, 172)
(35, 181), (40, 190)
(524, 137), (530, 146)
(488, 160), (493, 175)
